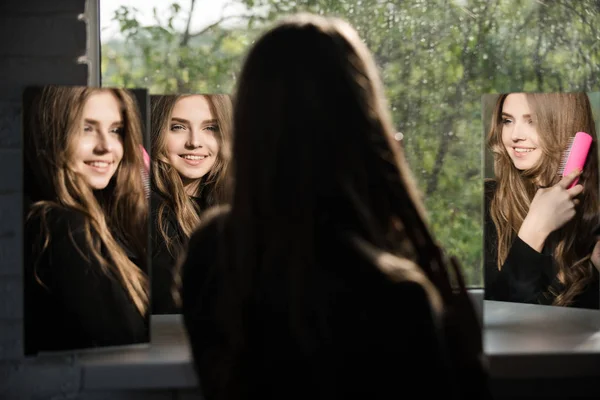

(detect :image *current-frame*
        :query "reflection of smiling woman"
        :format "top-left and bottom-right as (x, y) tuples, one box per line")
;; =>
(23, 86), (149, 355)
(485, 92), (600, 308)
(150, 94), (231, 314)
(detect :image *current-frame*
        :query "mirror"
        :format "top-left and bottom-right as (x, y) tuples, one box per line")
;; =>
(483, 92), (600, 309)
(22, 85), (151, 355)
(149, 93), (233, 314)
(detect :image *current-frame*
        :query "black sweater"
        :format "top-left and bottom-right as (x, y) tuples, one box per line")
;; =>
(484, 180), (599, 308)
(151, 190), (205, 314)
(23, 205), (149, 356)
(181, 209), (490, 400)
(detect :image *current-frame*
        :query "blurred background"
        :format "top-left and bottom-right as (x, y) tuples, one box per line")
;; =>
(100, 0), (600, 288)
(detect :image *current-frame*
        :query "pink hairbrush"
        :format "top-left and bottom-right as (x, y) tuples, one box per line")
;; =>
(558, 131), (593, 189)
(140, 145), (150, 198)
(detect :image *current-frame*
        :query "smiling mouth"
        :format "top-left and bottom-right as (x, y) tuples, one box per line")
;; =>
(85, 161), (113, 168)
(180, 154), (208, 160)
(513, 147), (535, 153)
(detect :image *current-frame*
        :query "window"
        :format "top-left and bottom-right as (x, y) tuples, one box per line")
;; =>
(100, 0), (600, 288)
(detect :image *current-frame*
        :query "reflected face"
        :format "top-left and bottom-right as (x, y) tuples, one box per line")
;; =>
(501, 93), (542, 171)
(165, 95), (219, 192)
(70, 91), (124, 190)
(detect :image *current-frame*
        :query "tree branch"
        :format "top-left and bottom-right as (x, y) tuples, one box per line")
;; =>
(180, 0), (197, 47)
(557, 0), (599, 42)
(533, 6), (545, 91)
(426, 0), (495, 196)
(188, 14), (263, 39)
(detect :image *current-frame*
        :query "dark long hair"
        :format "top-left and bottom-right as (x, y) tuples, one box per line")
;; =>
(195, 13), (448, 398)
(24, 86), (149, 314)
(151, 94), (232, 259)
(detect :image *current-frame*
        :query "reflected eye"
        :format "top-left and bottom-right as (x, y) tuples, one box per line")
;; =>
(501, 118), (513, 126)
(110, 126), (124, 135)
(204, 125), (218, 132)
(83, 125), (94, 132)
(171, 124), (186, 131)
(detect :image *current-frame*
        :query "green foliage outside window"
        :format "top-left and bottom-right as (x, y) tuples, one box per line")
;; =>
(102, 0), (600, 287)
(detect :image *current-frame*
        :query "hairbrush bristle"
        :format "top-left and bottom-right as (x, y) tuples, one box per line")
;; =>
(140, 145), (150, 198)
(556, 132), (593, 190)
(141, 167), (150, 198)
(557, 136), (575, 175)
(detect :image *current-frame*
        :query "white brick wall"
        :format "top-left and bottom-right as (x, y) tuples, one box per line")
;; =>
(0, 150), (20, 281)
(0, 103), (21, 149)
(0, 0), (88, 353)
(0, 0), (87, 14)
(0, 0), (88, 397)
(0, 2), (200, 398)
(0, 16), (86, 57)
(0, 59), (88, 101)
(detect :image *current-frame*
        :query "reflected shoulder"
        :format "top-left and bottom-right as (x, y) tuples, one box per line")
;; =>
(189, 205), (231, 246)
(150, 189), (170, 213)
(484, 178), (497, 193)
(26, 204), (87, 234)
(484, 178), (497, 202)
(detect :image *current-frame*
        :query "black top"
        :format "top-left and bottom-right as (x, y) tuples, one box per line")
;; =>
(484, 180), (600, 308)
(23, 204), (149, 356)
(151, 190), (205, 314)
(181, 209), (490, 400)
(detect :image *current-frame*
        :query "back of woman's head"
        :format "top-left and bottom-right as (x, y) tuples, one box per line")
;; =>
(232, 14), (430, 250)
(189, 14), (448, 398)
(216, 11), (445, 333)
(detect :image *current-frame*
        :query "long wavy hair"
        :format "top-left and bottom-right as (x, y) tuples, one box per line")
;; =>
(151, 94), (232, 259)
(195, 13), (450, 398)
(487, 92), (599, 306)
(24, 86), (149, 315)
